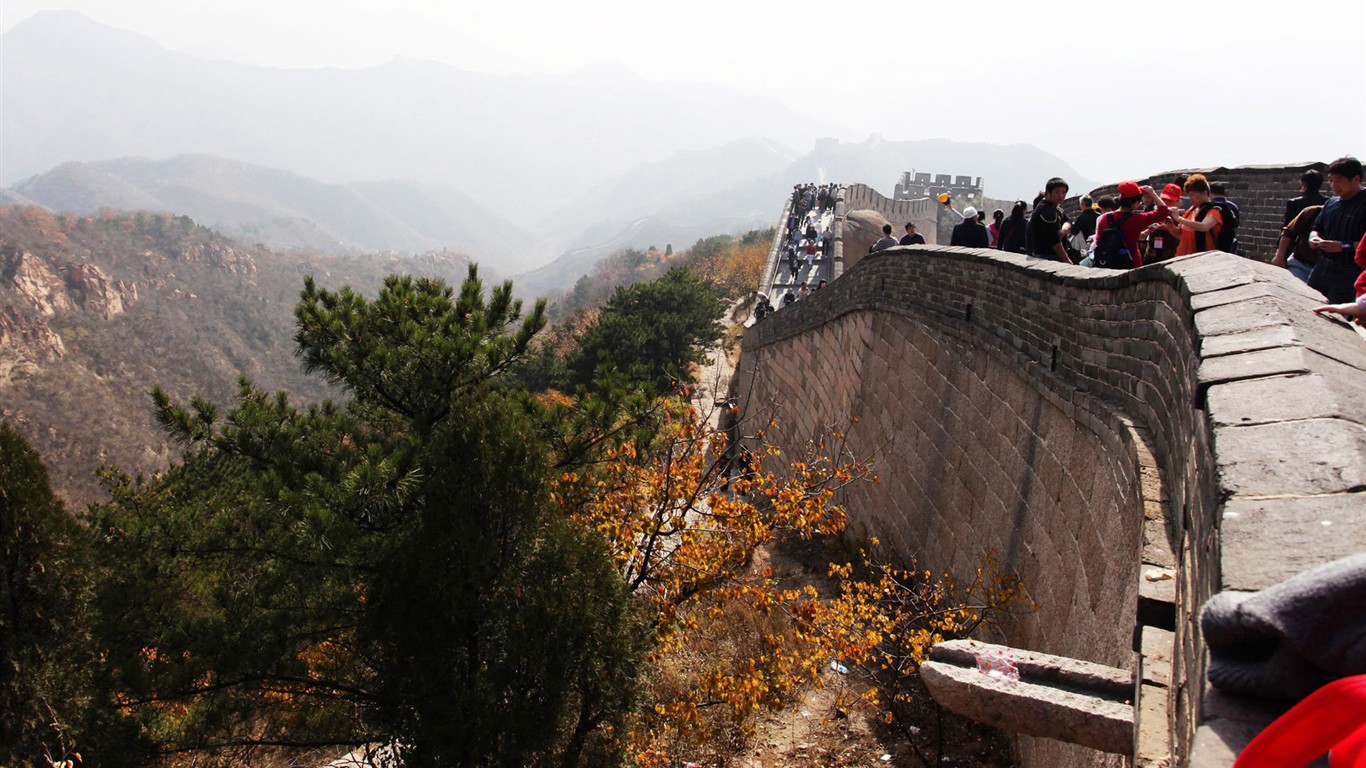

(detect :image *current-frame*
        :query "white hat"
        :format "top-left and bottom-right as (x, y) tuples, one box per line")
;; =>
(962, 206), (979, 219)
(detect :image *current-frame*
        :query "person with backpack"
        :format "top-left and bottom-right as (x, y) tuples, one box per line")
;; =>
(1173, 174), (1226, 256)
(1209, 181), (1242, 254)
(1090, 182), (1171, 269)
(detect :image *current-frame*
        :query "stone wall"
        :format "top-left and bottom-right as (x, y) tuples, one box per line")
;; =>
(843, 183), (939, 247)
(733, 243), (1366, 767)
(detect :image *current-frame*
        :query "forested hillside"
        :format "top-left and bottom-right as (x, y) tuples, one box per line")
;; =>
(0, 206), (477, 505)
(2, 207), (1026, 768)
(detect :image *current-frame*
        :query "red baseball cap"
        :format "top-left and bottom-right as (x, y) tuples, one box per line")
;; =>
(1118, 181), (1142, 198)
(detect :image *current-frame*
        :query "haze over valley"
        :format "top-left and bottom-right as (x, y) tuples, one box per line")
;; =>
(2, 10), (1104, 286)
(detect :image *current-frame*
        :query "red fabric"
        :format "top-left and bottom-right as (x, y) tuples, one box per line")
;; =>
(1353, 235), (1365, 299)
(1233, 675), (1366, 768)
(1333, 724), (1366, 767)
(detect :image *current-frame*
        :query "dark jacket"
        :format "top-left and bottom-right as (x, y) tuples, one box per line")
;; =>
(1027, 200), (1068, 259)
(1284, 190), (1327, 227)
(998, 217), (1027, 253)
(1074, 208), (1100, 240)
(950, 220), (990, 248)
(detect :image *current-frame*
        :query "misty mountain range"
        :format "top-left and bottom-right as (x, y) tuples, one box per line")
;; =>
(2, 10), (1098, 286)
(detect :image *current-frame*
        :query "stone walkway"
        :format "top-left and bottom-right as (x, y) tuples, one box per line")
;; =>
(755, 205), (837, 324)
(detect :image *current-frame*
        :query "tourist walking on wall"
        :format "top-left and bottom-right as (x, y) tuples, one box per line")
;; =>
(1027, 178), (1074, 263)
(1208, 181), (1243, 254)
(988, 209), (1004, 247)
(997, 201), (1029, 253)
(900, 222), (925, 245)
(1307, 156), (1366, 304)
(950, 206), (991, 247)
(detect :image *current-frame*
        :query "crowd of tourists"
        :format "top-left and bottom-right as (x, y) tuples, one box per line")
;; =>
(755, 184), (837, 321)
(756, 158), (1366, 325)
(945, 174), (1251, 269)
(938, 157), (1365, 320)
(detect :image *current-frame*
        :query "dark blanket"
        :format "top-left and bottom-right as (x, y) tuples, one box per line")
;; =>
(1201, 554), (1366, 700)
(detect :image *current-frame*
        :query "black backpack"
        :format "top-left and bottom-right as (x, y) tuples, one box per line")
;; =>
(1195, 201), (1241, 254)
(1092, 212), (1133, 269)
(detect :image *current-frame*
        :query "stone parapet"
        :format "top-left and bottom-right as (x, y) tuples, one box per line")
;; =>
(843, 183), (939, 244)
(733, 243), (1366, 767)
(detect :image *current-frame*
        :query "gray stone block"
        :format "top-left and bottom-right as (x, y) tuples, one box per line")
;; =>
(1214, 420), (1366, 497)
(1206, 371), (1366, 428)
(1219, 495), (1366, 591)
(922, 657), (1134, 754)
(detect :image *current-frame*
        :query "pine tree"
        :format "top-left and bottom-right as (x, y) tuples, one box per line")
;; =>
(0, 425), (108, 767)
(567, 266), (724, 394)
(93, 266), (647, 767)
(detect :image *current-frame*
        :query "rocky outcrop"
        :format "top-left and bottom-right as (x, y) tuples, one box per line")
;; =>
(0, 249), (141, 386)
(6, 250), (73, 316)
(179, 241), (257, 276)
(64, 263), (137, 320)
(0, 306), (65, 385)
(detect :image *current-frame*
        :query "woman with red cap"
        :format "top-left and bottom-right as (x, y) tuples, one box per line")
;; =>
(1137, 184), (1184, 263)
(1090, 182), (1172, 268)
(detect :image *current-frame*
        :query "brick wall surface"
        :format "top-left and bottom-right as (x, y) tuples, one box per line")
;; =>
(733, 242), (1366, 767)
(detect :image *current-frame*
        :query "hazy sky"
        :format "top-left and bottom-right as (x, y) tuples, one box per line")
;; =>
(4, 0), (1364, 184)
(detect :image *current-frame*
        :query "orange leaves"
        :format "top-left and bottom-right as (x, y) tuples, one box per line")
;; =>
(555, 395), (878, 762)
(810, 547), (1031, 698)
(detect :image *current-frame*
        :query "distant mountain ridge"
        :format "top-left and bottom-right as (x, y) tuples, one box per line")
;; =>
(521, 134), (1100, 292)
(11, 155), (546, 271)
(0, 10), (838, 222)
(2, 10), (1100, 286)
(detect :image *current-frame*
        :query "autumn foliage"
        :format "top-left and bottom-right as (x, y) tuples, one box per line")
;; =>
(550, 394), (1029, 765)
